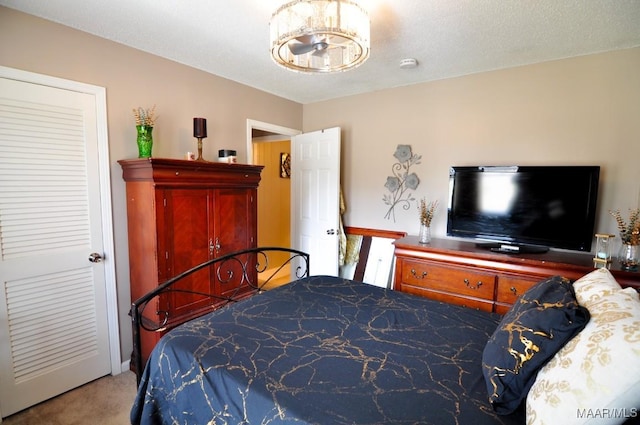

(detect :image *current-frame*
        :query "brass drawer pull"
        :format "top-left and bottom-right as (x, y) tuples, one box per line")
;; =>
(464, 278), (483, 290)
(410, 269), (427, 279)
(510, 286), (518, 296)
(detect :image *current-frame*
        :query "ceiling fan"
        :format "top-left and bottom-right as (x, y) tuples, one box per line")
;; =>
(288, 34), (340, 57)
(270, 0), (370, 72)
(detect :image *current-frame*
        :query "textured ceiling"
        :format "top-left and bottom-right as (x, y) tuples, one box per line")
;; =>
(2, 0), (640, 104)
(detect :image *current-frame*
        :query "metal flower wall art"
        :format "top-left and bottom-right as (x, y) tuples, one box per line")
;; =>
(383, 144), (422, 222)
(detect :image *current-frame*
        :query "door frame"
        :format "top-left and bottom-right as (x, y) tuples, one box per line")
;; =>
(245, 119), (301, 164)
(246, 119), (300, 254)
(0, 67), (121, 382)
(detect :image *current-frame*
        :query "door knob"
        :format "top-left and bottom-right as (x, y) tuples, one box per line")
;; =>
(88, 252), (103, 263)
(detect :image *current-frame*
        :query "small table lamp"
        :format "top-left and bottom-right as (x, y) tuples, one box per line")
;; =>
(193, 117), (207, 161)
(593, 233), (615, 269)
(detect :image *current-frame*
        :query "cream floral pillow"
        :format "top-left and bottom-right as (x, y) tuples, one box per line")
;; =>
(526, 268), (640, 425)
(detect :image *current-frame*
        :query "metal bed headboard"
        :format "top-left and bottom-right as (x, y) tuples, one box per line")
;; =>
(130, 247), (310, 384)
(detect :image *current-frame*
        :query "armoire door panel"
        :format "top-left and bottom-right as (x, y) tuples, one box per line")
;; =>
(215, 188), (254, 254)
(215, 188), (257, 298)
(163, 189), (213, 318)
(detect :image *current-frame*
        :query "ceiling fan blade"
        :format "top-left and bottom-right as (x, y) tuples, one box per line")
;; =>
(312, 48), (328, 58)
(294, 34), (320, 45)
(289, 42), (318, 55)
(324, 35), (350, 46)
(288, 34), (328, 55)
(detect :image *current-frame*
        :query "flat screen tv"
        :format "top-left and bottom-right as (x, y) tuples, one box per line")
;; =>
(447, 166), (600, 253)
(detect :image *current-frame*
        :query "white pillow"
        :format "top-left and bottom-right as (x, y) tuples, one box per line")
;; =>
(526, 268), (640, 425)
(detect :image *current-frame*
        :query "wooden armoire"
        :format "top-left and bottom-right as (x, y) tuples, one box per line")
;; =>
(119, 158), (263, 365)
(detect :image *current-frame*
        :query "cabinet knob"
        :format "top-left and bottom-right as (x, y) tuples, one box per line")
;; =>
(463, 278), (483, 290)
(210, 237), (221, 255)
(510, 286), (518, 296)
(410, 269), (427, 279)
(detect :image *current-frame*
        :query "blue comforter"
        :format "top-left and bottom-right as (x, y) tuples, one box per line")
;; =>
(131, 275), (524, 424)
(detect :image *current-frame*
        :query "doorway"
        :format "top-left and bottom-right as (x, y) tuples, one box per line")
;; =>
(247, 121), (342, 277)
(246, 120), (300, 284)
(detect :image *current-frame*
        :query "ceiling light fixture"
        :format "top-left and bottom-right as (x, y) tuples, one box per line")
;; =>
(270, 0), (370, 73)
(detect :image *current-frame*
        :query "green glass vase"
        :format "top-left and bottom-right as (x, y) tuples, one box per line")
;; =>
(136, 125), (153, 158)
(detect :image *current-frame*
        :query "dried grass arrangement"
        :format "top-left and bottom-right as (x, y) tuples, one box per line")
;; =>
(418, 198), (438, 227)
(132, 105), (157, 127)
(610, 208), (640, 245)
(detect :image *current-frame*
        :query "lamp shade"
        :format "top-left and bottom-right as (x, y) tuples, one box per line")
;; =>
(193, 117), (207, 138)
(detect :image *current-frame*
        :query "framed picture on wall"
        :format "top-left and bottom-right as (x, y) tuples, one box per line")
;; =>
(280, 152), (291, 178)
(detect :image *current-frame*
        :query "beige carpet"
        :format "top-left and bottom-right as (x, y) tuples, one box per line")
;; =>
(2, 371), (137, 425)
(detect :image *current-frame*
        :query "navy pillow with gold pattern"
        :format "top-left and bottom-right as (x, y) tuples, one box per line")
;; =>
(481, 275), (590, 415)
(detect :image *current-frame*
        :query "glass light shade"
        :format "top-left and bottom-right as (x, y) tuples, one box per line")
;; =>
(270, 0), (370, 73)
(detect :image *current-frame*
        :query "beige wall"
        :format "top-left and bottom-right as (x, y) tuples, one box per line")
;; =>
(0, 7), (303, 362)
(303, 47), (640, 240)
(3, 5), (640, 363)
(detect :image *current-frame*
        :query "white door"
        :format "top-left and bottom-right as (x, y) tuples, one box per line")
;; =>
(291, 127), (341, 276)
(0, 75), (113, 417)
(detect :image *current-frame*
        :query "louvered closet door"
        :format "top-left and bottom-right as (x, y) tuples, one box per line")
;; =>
(0, 78), (111, 417)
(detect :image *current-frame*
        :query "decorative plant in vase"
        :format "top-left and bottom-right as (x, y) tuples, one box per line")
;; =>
(132, 105), (156, 158)
(610, 208), (640, 270)
(418, 197), (438, 244)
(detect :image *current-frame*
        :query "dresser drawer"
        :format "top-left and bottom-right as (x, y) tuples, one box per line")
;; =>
(496, 275), (544, 305)
(400, 259), (497, 300)
(494, 274), (547, 314)
(401, 285), (494, 312)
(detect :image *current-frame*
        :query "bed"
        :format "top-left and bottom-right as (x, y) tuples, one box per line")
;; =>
(130, 248), (640, 425)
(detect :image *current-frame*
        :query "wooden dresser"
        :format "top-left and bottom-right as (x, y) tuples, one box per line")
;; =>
(119, 158), (263, 365)
(393, 236), (640, 314)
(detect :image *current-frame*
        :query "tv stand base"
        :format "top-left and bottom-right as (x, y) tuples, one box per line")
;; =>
(393, 236), (640, 314)
(476, 242), (549, 254)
